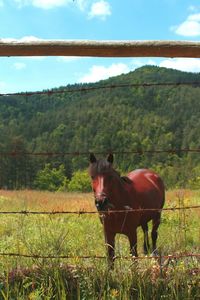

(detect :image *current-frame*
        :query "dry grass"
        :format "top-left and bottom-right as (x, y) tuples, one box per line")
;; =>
(0, 190), (95, 212)
(0, 189), (199, 299)
(0, 189), (199, 212)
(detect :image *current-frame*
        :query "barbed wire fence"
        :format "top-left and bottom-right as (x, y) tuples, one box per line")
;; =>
(0, 40), (200, 263)
(0, 80), (200, 261)
(0, 206), (199, 261)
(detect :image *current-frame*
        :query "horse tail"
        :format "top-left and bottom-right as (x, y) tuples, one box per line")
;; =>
(161, 192), (165, 208)
(158, 176), (165, 209)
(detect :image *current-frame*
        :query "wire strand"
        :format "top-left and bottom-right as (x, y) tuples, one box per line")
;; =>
(1, 81), (200, 97)
(0, 252), (199, 260)
(0, 148), (200, 157)
(0, 205), (199, 215)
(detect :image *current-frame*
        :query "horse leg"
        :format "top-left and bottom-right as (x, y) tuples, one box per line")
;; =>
(141, 222), (150, 255)
(128, 230), (138, 257)
(151, 213), (161, 256)
(105, 231), (115, 268)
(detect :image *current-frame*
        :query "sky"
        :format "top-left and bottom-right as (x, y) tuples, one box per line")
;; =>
(1, 0), (200, 93)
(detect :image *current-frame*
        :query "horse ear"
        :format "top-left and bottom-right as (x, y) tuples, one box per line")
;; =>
(89, 153), (97, 163)
(107, 153), (114, 164)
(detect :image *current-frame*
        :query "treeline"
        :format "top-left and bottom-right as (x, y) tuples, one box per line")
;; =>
(0, 66), (200, 190)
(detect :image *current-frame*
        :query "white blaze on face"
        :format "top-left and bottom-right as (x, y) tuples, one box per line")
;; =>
(95, 176), (105, 198)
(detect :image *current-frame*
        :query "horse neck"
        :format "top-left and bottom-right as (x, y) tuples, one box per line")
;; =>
(110, 176), (134, 209)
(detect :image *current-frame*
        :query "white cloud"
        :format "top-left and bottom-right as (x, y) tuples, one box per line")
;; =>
(79, 63), (130, 83)
(13, 62), (26, 70)
(130, 57), (200, 73)
(32, 0), (69, 9)
(159, 58), (200, 73)
(14, 0), (71, 9)
(88, 0), (111, 20)
(14, 0), (88, 10)
(1, 36), (42, 42)
(12, 0), (111, 18)
(172, 12), (200, 36)
(130, 59), (156, 69)
(19, 35), (43, 42)
(188, 13), (200, 22)
(130, 58), (200, 73)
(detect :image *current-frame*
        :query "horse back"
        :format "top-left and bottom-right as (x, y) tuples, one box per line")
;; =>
(127, 169), (165, 209)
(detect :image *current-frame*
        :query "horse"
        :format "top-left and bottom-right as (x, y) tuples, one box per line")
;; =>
(89, 153), (165, 267)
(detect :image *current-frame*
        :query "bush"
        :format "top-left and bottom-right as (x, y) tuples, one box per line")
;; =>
(68, 170), (91, 192)
(34, 164), (69, 191)
(188, 165), (200, 189)
(34, 165), (92, 192)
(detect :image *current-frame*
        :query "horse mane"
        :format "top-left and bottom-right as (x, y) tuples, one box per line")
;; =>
(89, 158), (120, 178)
(120, 176), (132, 184)
(96, 159), (111, 173)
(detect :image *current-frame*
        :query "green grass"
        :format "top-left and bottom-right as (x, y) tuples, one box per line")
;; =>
(0, 190), (199, 299)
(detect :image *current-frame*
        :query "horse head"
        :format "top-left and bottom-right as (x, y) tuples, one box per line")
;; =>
(89, 153), (118, 212)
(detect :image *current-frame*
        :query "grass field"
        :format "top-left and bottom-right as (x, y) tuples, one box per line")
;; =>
(0, 189), (199, 299)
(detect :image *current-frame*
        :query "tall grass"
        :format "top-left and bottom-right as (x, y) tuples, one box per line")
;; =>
(0, 189), (199, 299)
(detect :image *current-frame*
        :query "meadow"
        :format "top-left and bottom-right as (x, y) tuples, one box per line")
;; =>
(0, 189), (199, 299)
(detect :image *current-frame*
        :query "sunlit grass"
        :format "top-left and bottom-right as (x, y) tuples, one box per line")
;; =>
(0, 189), (199, 299)
(0, 190), (95, 212)
(0, 189), (199, 259)
(0, 188), (199, 211)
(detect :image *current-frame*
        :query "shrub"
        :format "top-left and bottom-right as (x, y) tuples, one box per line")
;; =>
(188, 165), (200, 189)
(68, 170), (91, 192)
(34, 164), (69, 191)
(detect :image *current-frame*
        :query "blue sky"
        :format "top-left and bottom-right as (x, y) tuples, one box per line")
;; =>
(1, 0), (200, 93)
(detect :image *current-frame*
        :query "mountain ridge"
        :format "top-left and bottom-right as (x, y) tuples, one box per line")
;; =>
(0, 65), (199, 189)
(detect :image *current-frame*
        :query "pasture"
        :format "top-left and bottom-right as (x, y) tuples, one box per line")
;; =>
(0, 189), (199, 299)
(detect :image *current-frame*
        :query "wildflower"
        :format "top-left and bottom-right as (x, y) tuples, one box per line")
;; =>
(110, 289), (120, 298)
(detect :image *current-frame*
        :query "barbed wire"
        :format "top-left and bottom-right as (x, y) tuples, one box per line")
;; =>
(1, 81), (200, 97)
(0, 76), (199, 265)
(0, 148), (200, 157)
(0, 205), (199, 215)
(0, 252), (199, 260)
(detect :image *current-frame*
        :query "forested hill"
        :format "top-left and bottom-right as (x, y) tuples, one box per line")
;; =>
(0, 65), (200, 189)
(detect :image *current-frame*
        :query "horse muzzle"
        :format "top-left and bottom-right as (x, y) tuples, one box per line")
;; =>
(95, 193), (115, 211)
(95, 197), (109, 212)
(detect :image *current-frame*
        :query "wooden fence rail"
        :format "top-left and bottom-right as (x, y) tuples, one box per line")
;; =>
(1, 40), (200, 57)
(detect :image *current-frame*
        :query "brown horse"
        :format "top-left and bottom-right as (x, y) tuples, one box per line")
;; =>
(89, 153), (165, 266)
